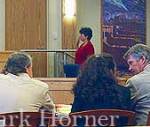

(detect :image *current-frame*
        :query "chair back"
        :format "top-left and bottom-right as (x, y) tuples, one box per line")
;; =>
(63, 64), (80, 77)
(0, 112), (54, 127)
(62, 109), (135, 126)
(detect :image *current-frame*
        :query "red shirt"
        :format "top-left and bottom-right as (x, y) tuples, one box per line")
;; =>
(75, 41), (94, 65)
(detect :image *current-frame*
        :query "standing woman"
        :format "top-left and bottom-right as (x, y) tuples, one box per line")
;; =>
(75, 27), (95, 67)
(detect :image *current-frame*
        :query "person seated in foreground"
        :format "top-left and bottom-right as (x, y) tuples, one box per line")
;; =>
(71, 53), (132, 126)
(102, 53), (131, 110)
(0, 52), (55, 113)
(123, 44), (150, 125)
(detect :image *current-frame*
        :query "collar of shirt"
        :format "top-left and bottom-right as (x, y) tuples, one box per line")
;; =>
(7, 73), (30, 80)
(143, 64), (150, 73)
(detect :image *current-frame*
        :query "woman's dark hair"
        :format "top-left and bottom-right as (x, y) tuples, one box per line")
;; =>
(3, 52), (32, 76)
(79, 27), (93, 40)
(101, 53), (116, 73)
(73, 53), (121, 104)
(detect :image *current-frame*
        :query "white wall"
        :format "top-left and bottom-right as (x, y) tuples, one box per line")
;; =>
(47, 0), (62, 76)
(0, 0), (5, 51)
(47, 0), (61, 50)
(76, 0), (101, 54)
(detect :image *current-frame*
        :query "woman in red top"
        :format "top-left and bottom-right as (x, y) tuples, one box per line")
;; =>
(75, 27), (95, 66)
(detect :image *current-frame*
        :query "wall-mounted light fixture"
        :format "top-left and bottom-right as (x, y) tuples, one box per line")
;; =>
(64, 0), (76, 18)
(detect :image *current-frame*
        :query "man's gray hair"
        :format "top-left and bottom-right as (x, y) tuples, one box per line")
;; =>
(4, 52), (32, 75)
(123, 44), (150, 62)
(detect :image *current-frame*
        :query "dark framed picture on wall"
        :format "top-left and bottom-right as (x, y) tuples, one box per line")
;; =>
(102, 0), (146, 75)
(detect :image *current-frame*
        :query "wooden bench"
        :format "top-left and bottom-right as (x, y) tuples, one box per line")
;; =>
(36, 78), (76, 104)
(36, 77), (129, 105)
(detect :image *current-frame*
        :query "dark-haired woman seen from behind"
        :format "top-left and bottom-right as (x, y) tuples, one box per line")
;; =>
(71, 53), (132, 125)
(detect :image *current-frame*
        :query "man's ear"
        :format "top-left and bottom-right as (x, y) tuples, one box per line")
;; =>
(26, 65), (33, 77)
(139, 55), (146, 64)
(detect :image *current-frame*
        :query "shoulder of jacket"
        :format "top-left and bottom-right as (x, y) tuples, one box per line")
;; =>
(31, 79), (49, 89)
(126, 73), (144, 88)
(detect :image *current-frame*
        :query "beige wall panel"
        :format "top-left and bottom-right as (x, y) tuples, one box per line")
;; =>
(36, 77), (127, 104)
(37, 78), (75, 104)
(0, 51), (13, 72)
(62, 17), (77, 49)
(5, 0), (47, 77)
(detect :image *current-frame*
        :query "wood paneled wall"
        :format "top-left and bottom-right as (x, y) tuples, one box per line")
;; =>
(36, 77), (128, 104)
(0, 51), (13, 72)
(5, 0), (47, 77)
(5, 0), (47, 49)
(36, 78), (75, 104)
(62, 16), (77, 49)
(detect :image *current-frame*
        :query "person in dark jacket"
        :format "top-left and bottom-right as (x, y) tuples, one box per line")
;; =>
(71, 53), (132, 126)
(101, 53), (131, 110)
